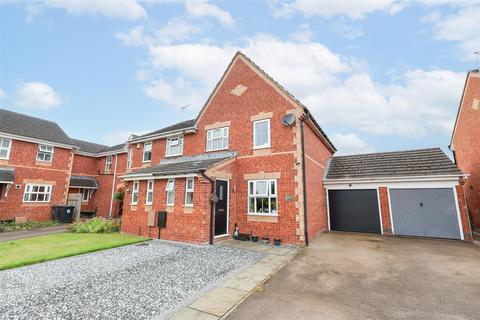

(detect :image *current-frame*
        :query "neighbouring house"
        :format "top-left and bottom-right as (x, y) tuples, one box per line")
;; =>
(450, 69), (480, 229)
(120, 52), (336, 245)
(0, 108), (126, 222)
(324, 148), (472, 241)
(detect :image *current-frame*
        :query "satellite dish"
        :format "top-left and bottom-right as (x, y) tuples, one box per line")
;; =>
(282, 113), (296, 126)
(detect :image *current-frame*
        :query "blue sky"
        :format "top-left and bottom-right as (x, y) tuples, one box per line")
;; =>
(0, 1), (479, 154)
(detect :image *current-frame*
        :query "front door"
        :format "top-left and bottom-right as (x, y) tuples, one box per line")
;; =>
(214, 180), (228, 236)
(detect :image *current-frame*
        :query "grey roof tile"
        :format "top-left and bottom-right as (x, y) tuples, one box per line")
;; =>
(133, 119), (195, 141)
(70, 138), (108, 154)
(325, 148), (462, 180)
(69, 175), (99, 188)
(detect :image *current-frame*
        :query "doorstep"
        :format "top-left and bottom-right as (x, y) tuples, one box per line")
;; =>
(169, 240), (298, 319)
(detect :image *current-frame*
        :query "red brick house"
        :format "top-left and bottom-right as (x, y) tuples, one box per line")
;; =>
(450, 69), (480, 228)
(0, 108), (126, 222)
(120, 52), (336, 245)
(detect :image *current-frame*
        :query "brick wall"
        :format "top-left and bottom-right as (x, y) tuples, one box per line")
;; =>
(378, 187), (393, 235)
(456, 183), (473, 240)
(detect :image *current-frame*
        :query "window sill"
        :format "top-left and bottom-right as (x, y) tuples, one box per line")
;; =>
(165, 154), (182, 158)
(205, 148), (228, 153)
(247, 213), (278, 217)
(253, 145), (271, 150)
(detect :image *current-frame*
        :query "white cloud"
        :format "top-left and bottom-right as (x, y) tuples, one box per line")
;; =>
(102, 130), (148, 145)
(15, 82), (63, 110)
(331, 133), (375, 155)
(185, 1), (234, 27)
(0, 89), (6, 98)
(289, 23), (313, 42)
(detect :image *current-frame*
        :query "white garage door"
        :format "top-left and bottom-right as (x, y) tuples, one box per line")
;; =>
(389, 188), (462, 240)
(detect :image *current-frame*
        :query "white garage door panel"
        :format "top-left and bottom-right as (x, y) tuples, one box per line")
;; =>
(390, 188), (461, 240)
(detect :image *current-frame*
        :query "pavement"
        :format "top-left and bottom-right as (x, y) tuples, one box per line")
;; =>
(0, 240), (262, 320)
(227, 232), (480, 320)
(0, 225), (70, 242)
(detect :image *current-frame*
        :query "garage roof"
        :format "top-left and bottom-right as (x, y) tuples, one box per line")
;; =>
(326, 148), (462, 180)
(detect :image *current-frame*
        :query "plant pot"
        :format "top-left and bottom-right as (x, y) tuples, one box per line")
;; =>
(251, 236), (259, 242)
(261, 237), (269, 245)
(274, 239), (281, 246)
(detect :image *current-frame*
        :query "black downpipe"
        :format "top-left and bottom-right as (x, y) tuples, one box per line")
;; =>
(201, 170), (215, 245)
(300, 119), (309, 246)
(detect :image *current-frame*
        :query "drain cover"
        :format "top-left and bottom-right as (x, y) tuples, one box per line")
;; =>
(135, 243), (149, 247)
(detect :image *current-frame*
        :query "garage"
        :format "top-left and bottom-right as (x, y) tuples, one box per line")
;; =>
(328, 189), (381, 234)
(324, 148), (472, 241)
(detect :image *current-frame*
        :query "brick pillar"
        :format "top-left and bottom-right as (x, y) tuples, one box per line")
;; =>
(378, 187), (393, 236)
(456, 184), (473, 241)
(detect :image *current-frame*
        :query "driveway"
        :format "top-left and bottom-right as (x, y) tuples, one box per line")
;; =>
(0, 240), (262, 319)
(227, 232), (480, 320)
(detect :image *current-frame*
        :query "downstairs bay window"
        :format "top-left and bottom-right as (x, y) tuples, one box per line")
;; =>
(248, 179), (277, 215)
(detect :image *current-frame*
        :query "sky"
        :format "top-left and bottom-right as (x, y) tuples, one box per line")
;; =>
(0, 0), (479, 155)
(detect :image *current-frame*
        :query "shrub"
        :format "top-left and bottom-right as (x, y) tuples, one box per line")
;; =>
(70, 218), (121, 234)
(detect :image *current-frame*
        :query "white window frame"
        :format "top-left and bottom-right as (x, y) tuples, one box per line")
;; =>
(146, 180), (154, 205)
(82, 188), (91, 202)
(166, 178), (175, 206)
(126, 149), (133, 169)
(248, 179), (278, 215)
(206, 127), (229, 152)
(23, 184), (52, 203)
(0, 137), (12, 160)
(36, 144), (54, 162)
(253, 119), (271, 149)
(143, 142), (152, 162)
(131, 181), (139, 205)
(105, 155), (112, 172)
(166, 137), (183, 157)
(185, 178), (194, 207)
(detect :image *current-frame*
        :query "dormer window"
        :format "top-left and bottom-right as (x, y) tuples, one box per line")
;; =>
(206, 127), (228, 152)
(166, 137), (183, 157)
(36, 144), (54, 162)
(143, 142), (152, 162)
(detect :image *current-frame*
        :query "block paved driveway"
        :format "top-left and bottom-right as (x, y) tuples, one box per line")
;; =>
(0, 240), (262, 320)
(227, 232), (480, 320)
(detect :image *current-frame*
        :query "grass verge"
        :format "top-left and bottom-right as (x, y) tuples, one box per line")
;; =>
(0, 233), (148, 270)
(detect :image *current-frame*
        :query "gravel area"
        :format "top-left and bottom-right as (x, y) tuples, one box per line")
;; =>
(0, 240), (263, 319)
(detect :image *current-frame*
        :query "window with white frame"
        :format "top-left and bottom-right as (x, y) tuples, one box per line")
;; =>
(0, 138), (12, 159)
(143, 142), (152, 162)
(206, 127), (228, 151)
(253, 119), (271, 149)
(146, 180), (154, 205)
(23, 184), (52, 202)
(166, 179), (175, 206)
(36, 144), (54, 162)
(166, 137), (183, 157)
(185, 178), (194, 206)
(126, 149), (133, 169)
(105, 155), (112, 172)
(248, 179), (277, 214)
(82, 189), (91, 202)
(131, 181), (139, 204)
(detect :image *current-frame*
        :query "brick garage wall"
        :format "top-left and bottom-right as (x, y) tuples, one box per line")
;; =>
(452, 72), (480, 227)
(378, 187), (393, 235)
(456, 183), (473, 240)
(121, 177), (211, 243)
(0, 139), (72, 221)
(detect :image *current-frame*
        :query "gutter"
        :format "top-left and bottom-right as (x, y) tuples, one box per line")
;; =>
(300, 119), (309, 246)
(200, 169), (215, 245)
(108, 153), (119, 218)
(129, 127), (197, 144)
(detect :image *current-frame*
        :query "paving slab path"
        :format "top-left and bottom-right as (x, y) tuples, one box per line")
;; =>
(0, 225), (70, 242)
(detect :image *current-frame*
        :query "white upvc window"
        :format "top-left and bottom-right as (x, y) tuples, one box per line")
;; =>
(126, 149), (133, 169)
(36, 144), (54, 162)
(131, 181), (139, 204)
(248, 179), (277, 215)
(206, 127), (228, 152)
(146, 180), (154, 205)
(143, 142), (152, 162)
(166, 137), (183, 157)
(0, 138), (12, 160)
(253, 119), (271, 149)
(185, 178), (194, 207)
(23, 184), (52, 203)
(82, 189), (91, 202)
(166, 178), (175, 206)
(105, 155), (112, 172)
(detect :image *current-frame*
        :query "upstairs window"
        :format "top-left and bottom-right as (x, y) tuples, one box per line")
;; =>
(166, 178), (175, 206)
(206, 127), (228, 151)
(36, 144), (54, 162)
(185, 178), (194, 207)
(248, 179), (277, 215)
(0, 138), (12, 160)
(23, 184), (52, 203)
(146, 180), (154, 205)
(166, 137), (183, 157)
(253, 119), (271, 149)
(126, 149), (133, 169)
(105, 155), (112, 172)
(143, 142), (152, 162)
(131, 181), (139, 204)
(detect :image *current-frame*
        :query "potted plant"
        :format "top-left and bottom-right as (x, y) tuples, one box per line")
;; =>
(261, 236), (269, 244)
(251, 235), (259, 242)
(274, 238), (281, 246)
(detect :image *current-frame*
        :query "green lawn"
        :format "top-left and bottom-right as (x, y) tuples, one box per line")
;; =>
(0, 233), (148, 270)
